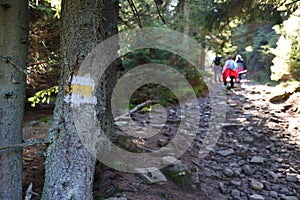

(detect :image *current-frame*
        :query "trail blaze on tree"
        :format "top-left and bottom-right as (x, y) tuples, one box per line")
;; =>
(41, 0), (119, 199)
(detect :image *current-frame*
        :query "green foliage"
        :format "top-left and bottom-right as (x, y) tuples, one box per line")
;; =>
(30, 0), (61, 18)
(28, 86), (58, 107)
(271, 8), (300, 81)
(121, 48), (207, 106)
(230, 21), (279, 83)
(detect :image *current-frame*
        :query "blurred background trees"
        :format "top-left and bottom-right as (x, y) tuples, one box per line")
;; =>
(27, 0), (299, 106)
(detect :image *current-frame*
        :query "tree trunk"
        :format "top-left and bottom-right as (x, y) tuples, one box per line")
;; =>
(42, 0), (118, 199)
(0, 1), (28, 199)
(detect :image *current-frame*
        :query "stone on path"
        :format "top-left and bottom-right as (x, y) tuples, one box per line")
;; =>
(249, 194), (265, 200)
(269, 191), (278, 198)
(231, 189), (240, 197)
(279, 195), (299, 200)
(136, 167), (167, 185)
(250, 156), (264, 164)
(267, 170), (279, 180)
(286, 173), (298, 182)
(161, 156), (182, 166)
(250, 179), (264, 190)
(157, 139), (169, 147)
(224, 168), (234, 177)
(242, 165), (254, 175)
(218, 149), (235, 157)
(218, 182), (226, 194)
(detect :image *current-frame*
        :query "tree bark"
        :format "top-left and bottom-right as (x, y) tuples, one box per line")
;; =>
(42, 0), (119, 199)
(0, 1), (28, 199)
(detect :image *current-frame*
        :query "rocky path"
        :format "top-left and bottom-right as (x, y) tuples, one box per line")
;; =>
(22, 80), (300, 200)
(100, 80), (300, 200)
(196, 81), (300, 200)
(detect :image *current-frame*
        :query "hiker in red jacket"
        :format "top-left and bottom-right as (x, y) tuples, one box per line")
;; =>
(222, 55), (238, 89)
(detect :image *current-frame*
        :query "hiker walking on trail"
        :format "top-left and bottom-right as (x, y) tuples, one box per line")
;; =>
(235, 54), (245, 82)
(212, 55), (222, 82)
(222, 55), (238, 89)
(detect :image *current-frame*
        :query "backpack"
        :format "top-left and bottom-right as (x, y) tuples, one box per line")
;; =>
(214, 57), (221, 65)
(228, 60), (235, 70)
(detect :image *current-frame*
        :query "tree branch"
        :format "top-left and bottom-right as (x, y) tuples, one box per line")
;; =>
(114, 100), (159, 121)
(127, 0), (143, 28)
(0, 138), (49, 151)
(154, 0), (166, 24)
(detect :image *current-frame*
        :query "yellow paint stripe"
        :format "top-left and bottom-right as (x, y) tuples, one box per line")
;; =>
(71, 84), (93, 98)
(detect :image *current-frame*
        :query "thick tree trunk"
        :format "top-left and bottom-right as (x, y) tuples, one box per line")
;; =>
(42, 0), (118, 199)
(0, 1), (28, 199)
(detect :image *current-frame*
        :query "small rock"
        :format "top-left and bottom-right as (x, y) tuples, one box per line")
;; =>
(271, 184), (281, 192)
(269, 136), (278, 142)
(286, 173), (298, 182)
(166, 163), (189, 173)
(287, 144), (296, 150)
(191, 172), (200, 184)
(231, 189), (241, 197)
(224, 168), (234, 177)
(269, 191), (278, 198)
(218, 182), (226, 194)
(242, 165), (254, 175)
(249, 194), (265, 200)
(218, 149), (235, 157)
(157, 139), (169, 147)
(247, 126), (254, 131)
(267, 170), (279, 180)
(231, 179), (242, 186)
(250, 156), (265, 164)
(244, 136), (254, 142)
(280, 187), (290, 194)
(250, 179), (264, 190)
(229, 163), (240, 168)
(161, 156), (181, 166)
(279, 195), (299, 200)
(136, 167), (167, 185)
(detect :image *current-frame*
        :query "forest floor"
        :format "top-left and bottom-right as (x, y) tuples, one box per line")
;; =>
(22, 79), (300, 200)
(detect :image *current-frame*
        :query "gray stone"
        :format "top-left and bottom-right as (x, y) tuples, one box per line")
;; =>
(269, 191), (278, 198)
(224, 168), (235, 177)
(271, 184), (281, 192)
(249, 194), (265, 200)
(218, 149), (235, 157)
(231, 189), (241, 197)
(242, 165), (254, 175)
(284, 196), (299, 200)
(244, 136), (254, 142)
(269, 136), (278, 141)
(105, 198), (127, 200)
(247, 126), (254, 131)
(218, 182), (226, 194)
(286, 173), (298, 182)
(250, 179), (264, 190)
(136, 167), (167, 185)
(166, 163), (189, 173)
(280, 187), (290, 194)
(231, 179), (242, 186)
(287, 144), (296, 150)
(280, 195), (299, 200)
(250, 156), (265, 164)
(161, 156), (181, 166)
(157, 139), (169, 147)
(191, 172), (200, 184)
(267, 170), (279, 180)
